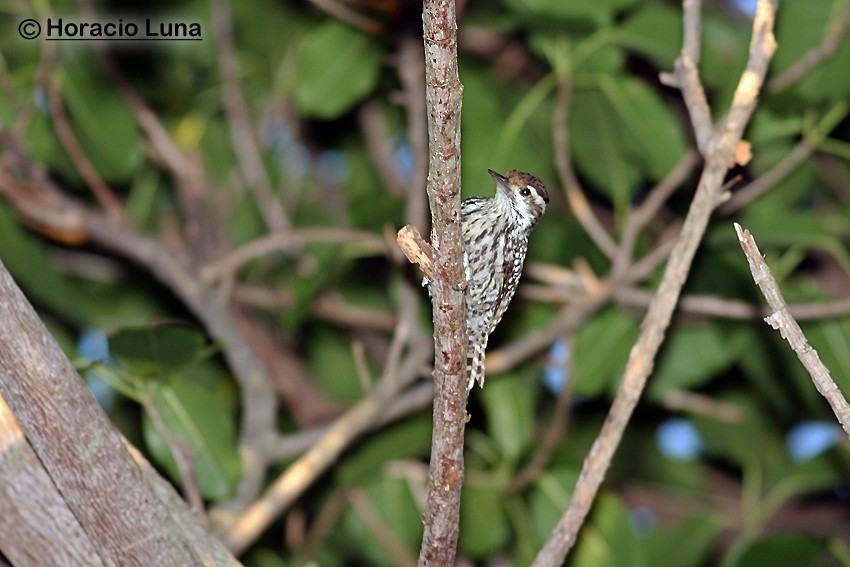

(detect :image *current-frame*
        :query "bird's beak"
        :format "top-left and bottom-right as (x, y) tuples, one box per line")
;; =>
(488, 169), (510, 194)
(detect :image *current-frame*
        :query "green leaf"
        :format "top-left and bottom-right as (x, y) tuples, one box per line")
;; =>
(233, 0), (309, 69)
(337, 417), (432, 485)
(61, 69), (142, 182)
(0, 201), (85, 323)
(530, 31), (625, 77)
(227, 193), (267, 247)
(804, 316), (850, 396)
(699, 13), (749, 108)
(529, 466), (580, 543)
(459, 485), (511, 558)
(460, 64), (555, 193)
(19, 98), (72, 178)
(574, 34), (626, 75)
(649, 325), (743, 398)
(616, 5), (682, 67)
(143, 376), (241, 500)
(337, 477), (421, 566)
(361, 477), (422, 551)
(570, 88), (641, 209)
(729, 209), (836, 248)
(748, 109), (804, 147)
(597, 75), (689, 181)
(293, 21), (383, 119)
(728, 533), (828, 567)
(480, 373), (537, 461)
(573, 308), (640, 397)
(307, 327), (367, 402)
(691, 395), (777, 468)
(285, 243), (343, 328)
(773, 0), (850, 102)
(248, 550), (290, 567)
(124, 166), (165, 230)
(727, 209), (850, 276)
(198, 115), (238, 185)
(502, 0), (637, 27)
(109, 322), (209, 375)
(571, 494), (644, 567)
(645, 517), (722, 567)
(491, 72), (557, 166)
(767, 455), (847, 518)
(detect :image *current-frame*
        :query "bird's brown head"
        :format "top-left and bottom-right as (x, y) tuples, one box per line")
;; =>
(489, 168), (549, 225)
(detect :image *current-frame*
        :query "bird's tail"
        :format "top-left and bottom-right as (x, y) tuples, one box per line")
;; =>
(467, 342), (487, 390)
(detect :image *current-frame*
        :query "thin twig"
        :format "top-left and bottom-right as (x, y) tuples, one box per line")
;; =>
(506, 344), (574, 493)
(350, 489), (418, 567)
(630, 150), (699, 234)
(720, 101), (849, 214)
(683, 0), (702, 67)
(552, 78), (618, 259)
(397, 35), (429, 230)
(612, 151), (699, 278)
(622, 223), (681, 284)
(200, 227), (385, 282)
(240, 367), (433, 464)
(295, 489), (349, 562)
(212, 0), (289, 231)
(720, 140), (814, 214)
(47, 77), (128, 224)
(78, 0), (222, 263)
(734, 223), (850, 436)
(221, 349), (430, 556)
(306, 0), (382, 34)
(527, 276), (850, 322)
(142, 398), (207, 524)
(352, 341), (373, 394)
(486, 292), (608, 377)
(220, 281), (431, 555)
(660, 390), (745, 423)
(531, 2), (779, 564)
(360, 99), (407, 196)
(768, 2), (850, 92)
(659, 0), (713, 155)
(234, 285), (397, 330)
(616, 287), (850, 321)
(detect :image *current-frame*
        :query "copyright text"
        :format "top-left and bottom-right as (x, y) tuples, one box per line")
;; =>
(18, 17), (203, 41)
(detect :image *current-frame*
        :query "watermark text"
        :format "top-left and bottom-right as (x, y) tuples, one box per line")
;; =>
(19, 17), (203, 41)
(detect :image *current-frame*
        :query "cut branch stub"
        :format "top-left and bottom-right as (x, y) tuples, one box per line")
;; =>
(397, 224), (435, 281)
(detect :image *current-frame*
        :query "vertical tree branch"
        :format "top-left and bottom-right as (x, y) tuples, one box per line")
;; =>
(417, 0), (467, 565)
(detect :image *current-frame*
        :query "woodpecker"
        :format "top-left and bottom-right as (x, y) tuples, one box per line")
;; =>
(460, 169), (549, 389)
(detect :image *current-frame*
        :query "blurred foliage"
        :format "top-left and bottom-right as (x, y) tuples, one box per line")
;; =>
(2, 0), (850, 565)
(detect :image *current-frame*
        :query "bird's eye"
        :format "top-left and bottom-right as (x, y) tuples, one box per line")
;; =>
(520, 188), (531, 197)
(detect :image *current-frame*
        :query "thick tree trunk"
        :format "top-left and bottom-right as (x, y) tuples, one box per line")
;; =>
(0, 259), (240, 566)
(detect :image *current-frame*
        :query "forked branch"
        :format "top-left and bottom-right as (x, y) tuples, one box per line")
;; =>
(531, 1), (780, 564)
